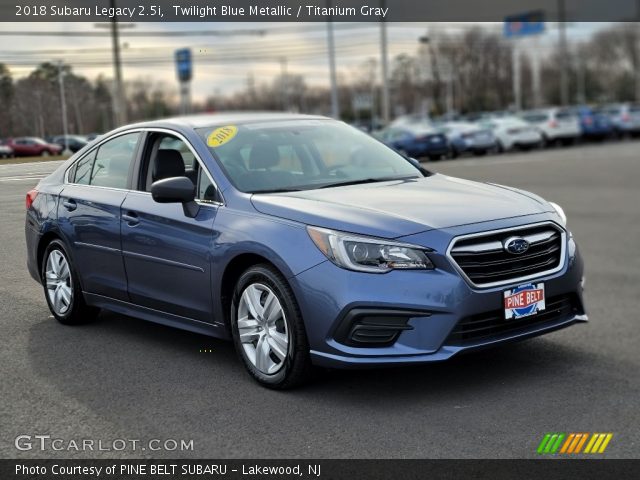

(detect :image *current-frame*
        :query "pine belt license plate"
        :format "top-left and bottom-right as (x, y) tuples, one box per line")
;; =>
(503, 283), (545, 320)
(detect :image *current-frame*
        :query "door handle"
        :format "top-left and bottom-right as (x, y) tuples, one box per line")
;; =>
(122, 211), (140, 226)
(62, 199), (77, 211)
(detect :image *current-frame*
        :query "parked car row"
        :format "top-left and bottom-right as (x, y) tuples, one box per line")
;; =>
(0, 133), (103, 159)
(0, 137), (63, 158)
(375, 102), (640, 160)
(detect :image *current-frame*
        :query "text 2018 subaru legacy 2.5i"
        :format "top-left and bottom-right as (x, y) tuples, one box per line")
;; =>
(25, 113), (586, 388)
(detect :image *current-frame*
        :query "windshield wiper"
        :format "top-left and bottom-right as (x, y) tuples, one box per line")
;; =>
(318, 175), (419, 189)
(249, 187), (304, 194)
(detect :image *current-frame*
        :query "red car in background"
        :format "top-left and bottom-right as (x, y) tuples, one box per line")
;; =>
(6, 137), (63, 157)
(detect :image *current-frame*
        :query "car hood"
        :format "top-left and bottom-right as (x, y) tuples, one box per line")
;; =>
(250, 174), (553, 238)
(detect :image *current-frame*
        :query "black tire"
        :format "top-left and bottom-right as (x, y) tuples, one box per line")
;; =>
(41, 240), (99, 325)
(428, 154), (441, 161)
(496, 141), (505, 153)
(230, 264), (312, 389)
(472, 150), (487, 157)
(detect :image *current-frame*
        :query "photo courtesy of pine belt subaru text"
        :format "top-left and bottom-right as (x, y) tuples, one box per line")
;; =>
(25, 113), (587, 389)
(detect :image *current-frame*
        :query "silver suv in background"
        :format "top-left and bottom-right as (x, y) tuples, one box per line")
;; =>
(601, 103), (640, 138)
(521, 108), (581, 147)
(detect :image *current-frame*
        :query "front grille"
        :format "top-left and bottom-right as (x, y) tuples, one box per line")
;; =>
(446, 294), (580, 346)
(449, 223), (565, 287)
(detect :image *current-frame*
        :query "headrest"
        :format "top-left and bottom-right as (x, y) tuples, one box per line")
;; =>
(153, 149), (185, 181)
(249, 140), (280, 170)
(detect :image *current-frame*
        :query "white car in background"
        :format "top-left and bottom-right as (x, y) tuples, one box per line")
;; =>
(480, 117), (543, 152)
(521, 108), (581, 146)
(0, 142), (14, 158)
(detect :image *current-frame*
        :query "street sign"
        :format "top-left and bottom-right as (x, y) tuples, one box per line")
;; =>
(352, 93), (373, 111)
(175, 48), (192, 82)
(504, 11), (545, 38)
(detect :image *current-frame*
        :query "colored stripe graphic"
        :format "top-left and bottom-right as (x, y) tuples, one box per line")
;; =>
(574, 433), (589, 453)
(537, 433), (565, 454)
(585, 433), (613, 454)
(560, 433), (575, 453)
(539, 433), (612, 454)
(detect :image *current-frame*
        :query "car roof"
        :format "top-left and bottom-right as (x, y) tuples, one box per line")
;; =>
(487, 116), (527, 125)
(124, 112), (331, 130)
(444, 121), (478, 131)
(522, 109), (552, 116)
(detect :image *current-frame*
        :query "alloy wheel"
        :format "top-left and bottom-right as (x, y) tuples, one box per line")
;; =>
(45, 250), (73, 315)
(237, 283), (289, 375)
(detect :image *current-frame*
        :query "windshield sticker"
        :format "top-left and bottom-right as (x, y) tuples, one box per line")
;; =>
(207, 125), (238, 147)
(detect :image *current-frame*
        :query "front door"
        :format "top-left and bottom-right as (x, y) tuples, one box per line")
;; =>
(120, 132), (219, 322)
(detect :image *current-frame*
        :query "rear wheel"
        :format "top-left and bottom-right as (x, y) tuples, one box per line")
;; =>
(42, 240), (99, 325)
(231, 264), (312, 389)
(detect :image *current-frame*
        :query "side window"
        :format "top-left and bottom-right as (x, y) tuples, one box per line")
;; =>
(90, 133), (140, 189)
(197, 169), (217, 202)
(158, 136), (195, 169)
(144, 133), (216, 202)
(73, 150), (96, 185)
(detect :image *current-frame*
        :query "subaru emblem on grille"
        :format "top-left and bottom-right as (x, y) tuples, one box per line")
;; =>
(504, 236), (530, 254)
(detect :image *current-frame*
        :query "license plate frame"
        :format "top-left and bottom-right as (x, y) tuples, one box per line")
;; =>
(503, 282), (546, 320)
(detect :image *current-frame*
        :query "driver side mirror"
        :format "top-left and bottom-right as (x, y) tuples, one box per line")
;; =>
(406, 157), (432, 177)
(150, 176), (200, 218)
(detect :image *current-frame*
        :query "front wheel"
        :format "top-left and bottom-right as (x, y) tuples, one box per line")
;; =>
(231, 264), (312, 389)
(42, 240), (99, 325)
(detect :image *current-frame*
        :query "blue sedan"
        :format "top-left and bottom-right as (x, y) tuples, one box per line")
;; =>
(375, 125), (450, 160)
(25, 113), (586, 388)
(572, 106), (615, 139)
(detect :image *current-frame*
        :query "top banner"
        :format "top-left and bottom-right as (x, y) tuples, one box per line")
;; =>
(2, 0), (640, 22)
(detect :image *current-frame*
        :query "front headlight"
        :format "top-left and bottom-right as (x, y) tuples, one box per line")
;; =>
(549, 201), (567, 226)
(307, 226), (434, 273)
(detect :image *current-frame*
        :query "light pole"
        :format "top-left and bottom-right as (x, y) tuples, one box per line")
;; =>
(512, 41), (522, 110)
(280, 56), (289, 111)
(420, 34), (449, 116)
(95, 0), (131, 127)
(57, 61), (71, 155)
(110, 0), (126, 126)
(379, 0), (390, 123)
(326, 5), (339, 118)
(558, 0), (569, 105)
(636, 0), (640, 102)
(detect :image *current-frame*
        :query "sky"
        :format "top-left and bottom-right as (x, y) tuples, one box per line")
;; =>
(0, 22), (608, 103)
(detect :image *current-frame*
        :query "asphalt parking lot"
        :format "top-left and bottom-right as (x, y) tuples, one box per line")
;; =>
(1, 141), (638, 459)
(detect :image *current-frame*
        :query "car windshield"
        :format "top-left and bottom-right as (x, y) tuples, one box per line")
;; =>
(556, 111), (575, 120)
(197, 120), (422, 193)
(522, 113), (547, 122)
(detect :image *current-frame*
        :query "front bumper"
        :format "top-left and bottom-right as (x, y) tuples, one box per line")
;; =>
(292, 218), (586, 368)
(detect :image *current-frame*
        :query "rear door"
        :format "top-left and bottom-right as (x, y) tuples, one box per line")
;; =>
(120, 130), (219, 322)
(58, 131), (141, 301)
